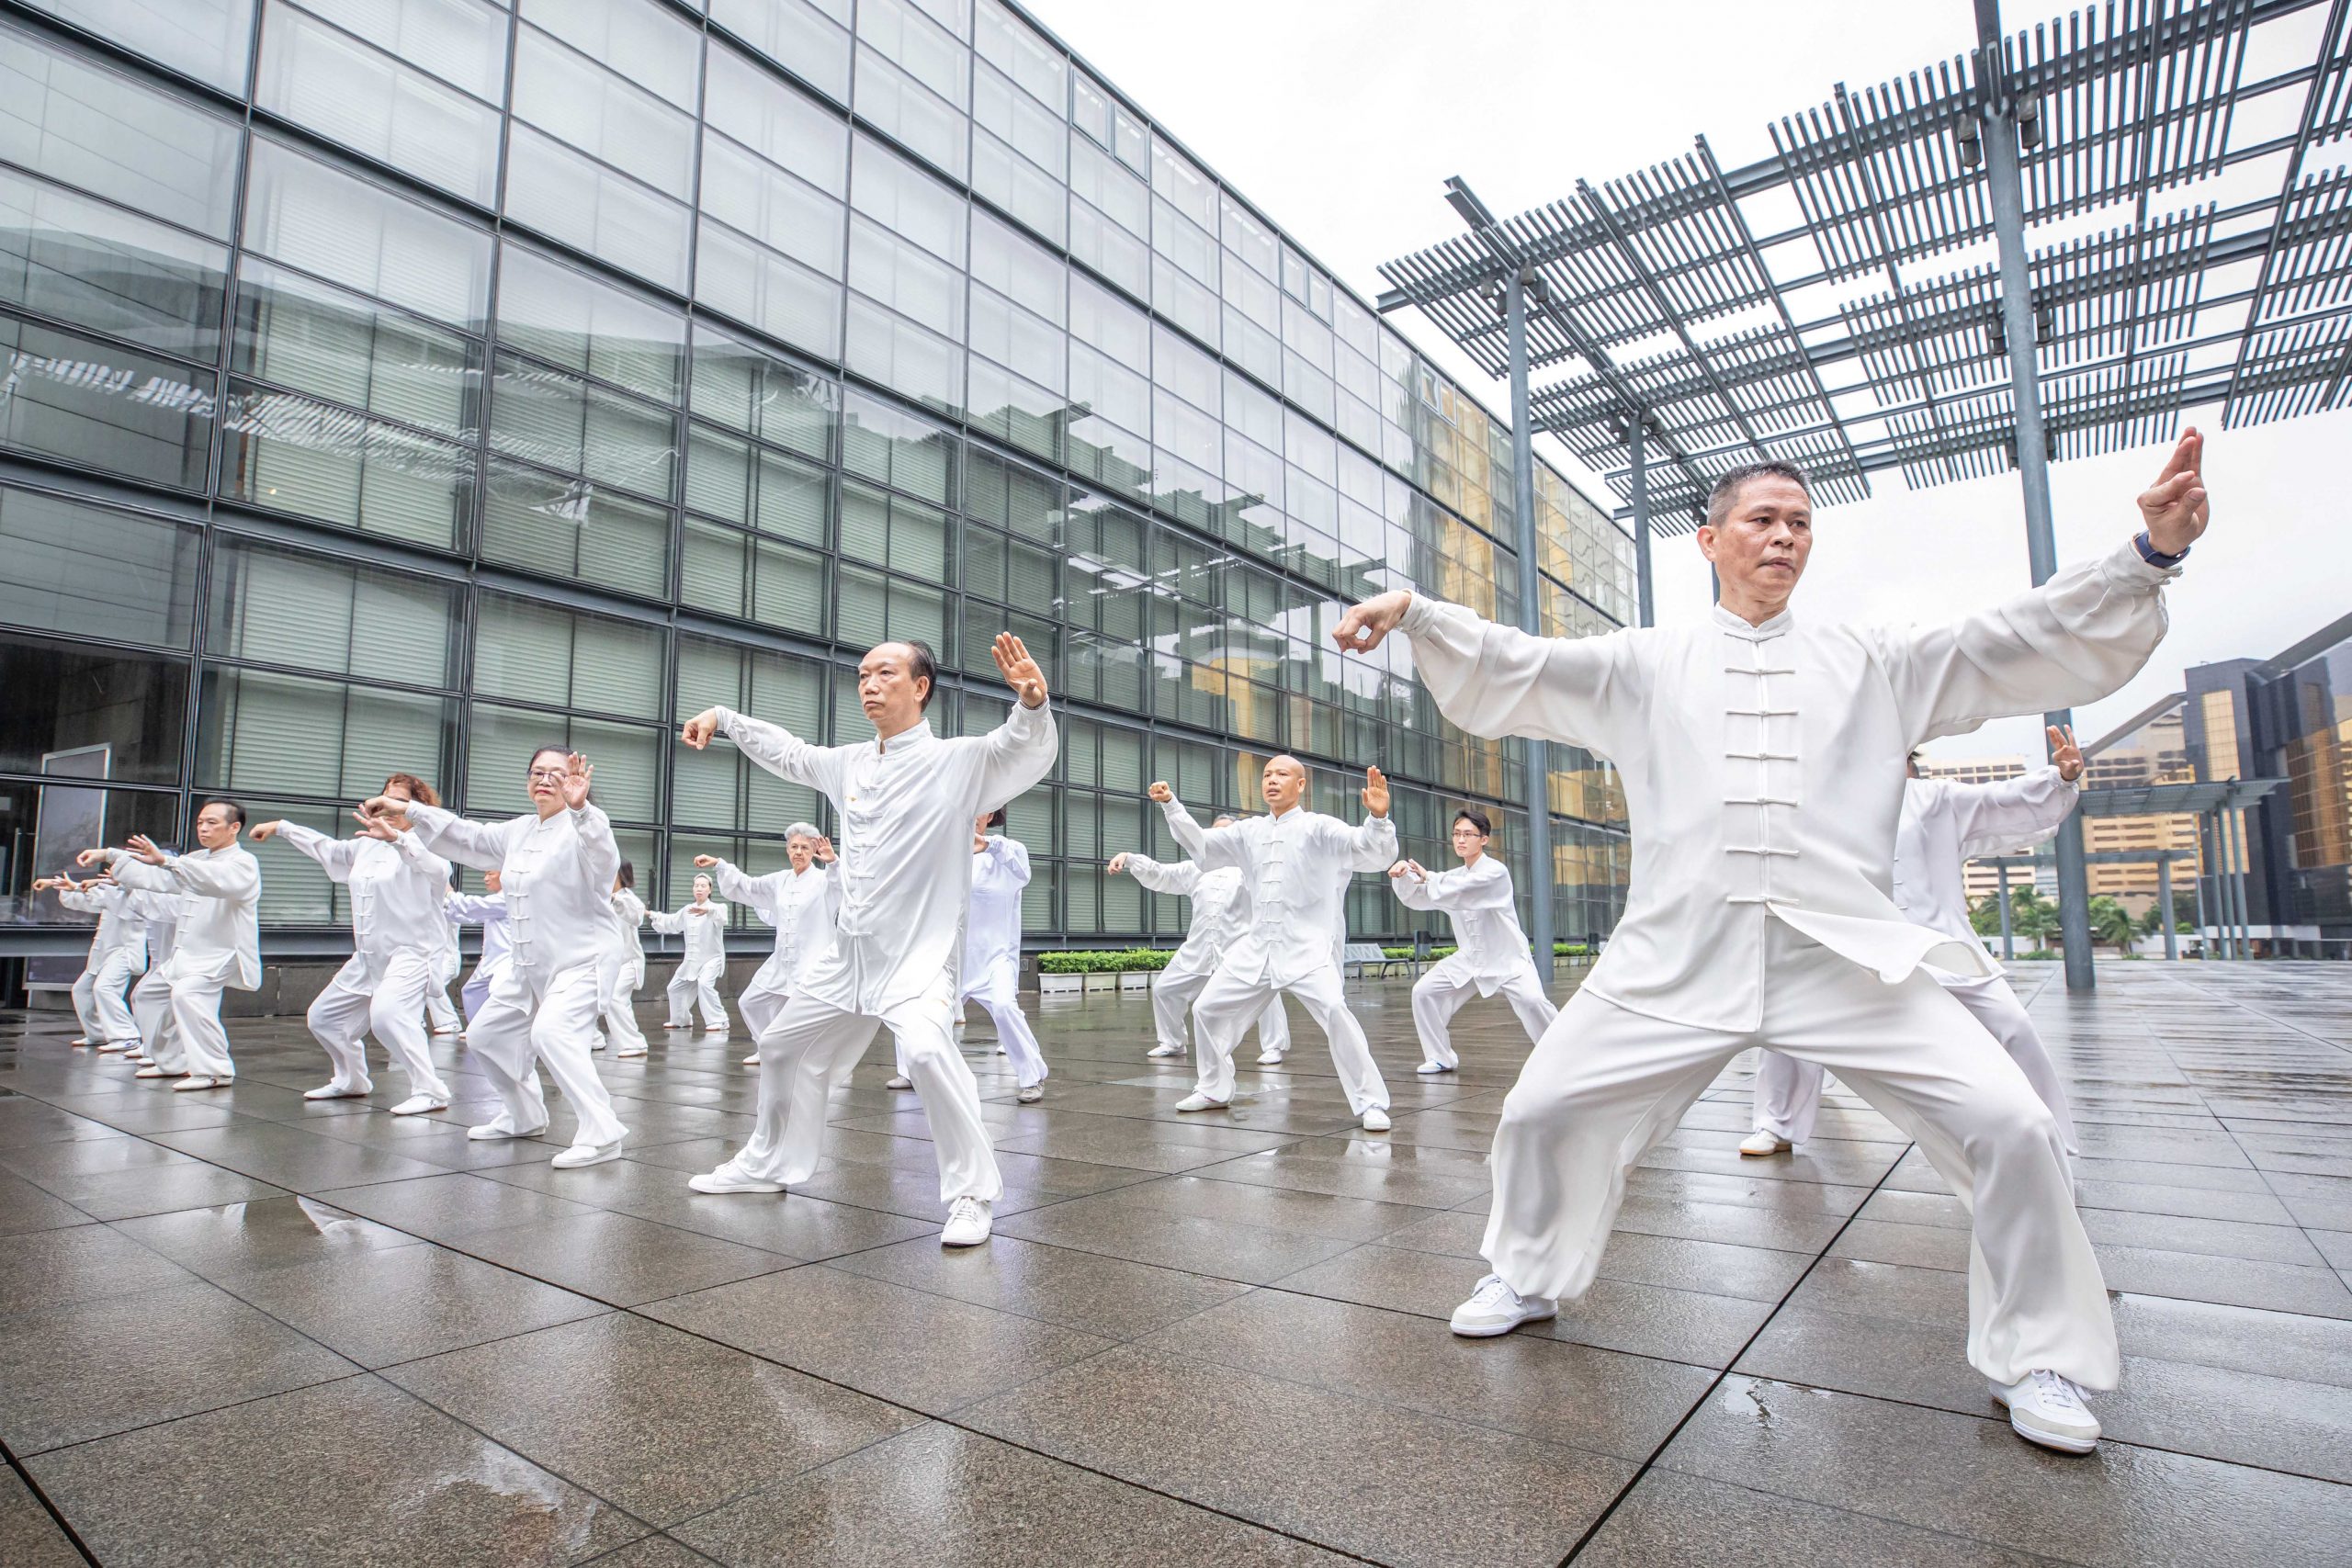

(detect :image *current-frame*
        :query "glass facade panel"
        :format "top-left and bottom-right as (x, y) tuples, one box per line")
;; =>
(0, 167), (229, 361)
(17, 0), (255, 94)
(254, 1), (502, 205)
(243, 136), (493, 332)
(1, 634), (188, 784)
(0, 485), (198, 649)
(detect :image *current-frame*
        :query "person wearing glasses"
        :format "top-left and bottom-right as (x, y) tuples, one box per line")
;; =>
(1385, 807), (1557, 1076)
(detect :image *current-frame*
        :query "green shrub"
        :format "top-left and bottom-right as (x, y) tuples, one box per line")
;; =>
(1036, 948), (1176, 975)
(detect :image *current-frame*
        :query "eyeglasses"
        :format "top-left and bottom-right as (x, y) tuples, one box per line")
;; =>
(527, 767), (568, 784)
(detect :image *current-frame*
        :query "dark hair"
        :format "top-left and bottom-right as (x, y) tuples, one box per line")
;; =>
(616, 860), (635, 891)
(984, 807), (1008, 829)
(1453, 807), (1492, 837)
(901, 639), (938, 709)
(1705, 461), (1813, 530)
(199, 798), (244, 828)
(382, 772), (440, 807)
(526, 745), (571, 773)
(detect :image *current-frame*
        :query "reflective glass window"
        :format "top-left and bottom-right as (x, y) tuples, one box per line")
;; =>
(489, 351), (677, 502)
(199, 665), (453, 799)
(511, 27), (695, 198)
(977, 0), (1063, 107)
(688, 323), (837, 458)
(844, 294), (963, 416)
(18, 0), (255, 93)
(0, 311), (213, 489)
(971, 128), (1066, 246)
(709, 0), (850, 107)
(834, 560), (948, 658)
(694, 220), (843, 360)
(1070, 275), (1146, 366)
(242, 136), (494, 332)
(294, 0), (508, 101)
(0, 485), (197, 649)
(474, 591), (664, 719)
(840, 389), (954, 504)
(503, 124), (691, 295)
(208, 535), (459, 685)
(232, 257), (481, 441)
(519, 0), (701, 109)
(848, 219), (965, 340)
(853, 49), (967, 182)
(850, 138), (967, 265)
(681, 520), (829, 637)
(700, 135), (845, 279)
(685, 423), (829, 545)
(220, 380), (473, 548)
(971, 209), (1062, 323)
(0, 169), (229, 361)
(973, 62), (1062, 175)
(480, 458), (671, 601)
(0, 645), (187, 786)
(704, 42), (849, 195)
(254, 2), (502, 205)
(496, 243), (685, 405)
(466, 704), (662, 821)
(857, 0), (967, 107)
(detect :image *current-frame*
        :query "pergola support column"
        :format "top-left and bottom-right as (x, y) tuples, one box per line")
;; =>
(1506, 267), (1556, 982)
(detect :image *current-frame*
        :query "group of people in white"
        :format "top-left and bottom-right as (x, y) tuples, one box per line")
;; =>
(33, 432), (2213, 1460)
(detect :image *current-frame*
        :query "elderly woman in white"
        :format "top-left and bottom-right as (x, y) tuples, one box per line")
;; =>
(698, 829), (840, 1062)
(650, 874), (730, 1034)
(364, 749), (629, 1170)
(1386, 805), (1557, 1075)
(953, 808), (1048, 1104)
(38, 870), (148, 1053)
(600, 862), (651, 1058)
(1329, 433), (2213, 1456)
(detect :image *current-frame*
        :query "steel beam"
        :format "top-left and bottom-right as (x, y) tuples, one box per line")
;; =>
(1506, 270), (1557, 982)
(1629, 412), (1656, 626)
(2158, 852), (2177, 960)
(1996, 858), (2015, 961)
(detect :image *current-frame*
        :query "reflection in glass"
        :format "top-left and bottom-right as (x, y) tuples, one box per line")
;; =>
(232, 258), (481, 440)
(0, 311), (214, 489)
(489, 352), (677, 502)
(473, 591), (664, 719)
(0, 487), (198, 649)
(0, 637), (188, 785)
(496, 243), (685, 406)
(209, 535), (459, 685)
(198, 663), (453, 799)
(254, 2), (502, 205)
(220, 380), (473, 548)
(510, 24), (695, 197)
(681, 519), (829, 637)
(688, 324), (838, 457)
(480, 457), (672, 602)
(243, 136), (494, 332)
(17, 0), (256, 95)
(0, 169), (229, 360)
(694, 218), (845, 362)
(709, 0), (851, 107)
(503, 124), (691, 295)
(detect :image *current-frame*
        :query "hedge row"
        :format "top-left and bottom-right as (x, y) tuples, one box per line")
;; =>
(1038, 942), (1597, 973)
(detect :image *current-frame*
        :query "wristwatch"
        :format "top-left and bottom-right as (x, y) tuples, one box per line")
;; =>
(2133, 530), (2189, 569)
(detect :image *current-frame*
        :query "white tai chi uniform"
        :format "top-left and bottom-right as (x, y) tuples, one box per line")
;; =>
(650, 898), (730, 1031)
(707, 699), (1055, 1201)
(1754, 765), (2084, 1155)
(403, 802), (628, 1150)
(106, 842), (262, 1083)
(712, 858), (839, 1040)
(127, 887), (185, 1065)
(1120, 800), (1290, 1060)
(1391, 856), (1557, 1068)
(1395, 538), (2179, 1392)
(275, 823), (455, 1102)
(599, 887), (650, 1054)
(1168, 804), (1396, 1113)
(424, 907), (462, 1034)
(961, 833), (1047, 1089)
(57, 882), (148, 1047)
(447, 890), (510, 1022)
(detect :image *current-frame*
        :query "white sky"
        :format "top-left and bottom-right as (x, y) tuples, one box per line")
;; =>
(1028, 0), (2352, 761)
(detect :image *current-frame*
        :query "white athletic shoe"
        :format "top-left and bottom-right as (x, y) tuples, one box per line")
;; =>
(173, 1075), (231, 1092)
(1739, 1129), (1793, 1156)
(662, 1021), (689, 1031)
(616, 1044), (647, 1058)
(430, 1023), (459, 1036)
(1991, 1370), (2101, 1454)
(467, 1121), (548, 1141)
(304, 1081), (369, 1100)
(389, 1095), (447, 1116)
(96, 1040), (130, 1055)
(688, 1160), (785, 1195)
(1146, 1043), (1182, 1058)
(741, 1052), (762, 1066)
(69, 1036), (90, 1047)
(134, 1066), (173, 1079)
(885, 1075), (914, 1090)
(551, 1138), (625, 1169)
(941, 1195), (992, 1247)
(1256, 1048), (1285, 1066)
(1360, 1107), (1392, 1132)
(1450, 1272), (1557, 1337)
(1017, 1083), (1044, 1104)
(1174, 1091), (1227, 1112)
(126, 1054), (152, 1066)
(1415, 1061), (1454, 1075)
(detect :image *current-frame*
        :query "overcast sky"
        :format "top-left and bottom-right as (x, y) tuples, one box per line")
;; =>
(1030, 0), (2352, 762)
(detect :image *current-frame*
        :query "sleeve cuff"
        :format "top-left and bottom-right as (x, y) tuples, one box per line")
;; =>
(1398, 592), (1442, 636)
(2133, 530), (2190, 570)
(714, 706), (742, 736)
(2102, 536), (2180, 588)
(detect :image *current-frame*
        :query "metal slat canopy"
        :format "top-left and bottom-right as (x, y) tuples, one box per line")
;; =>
(1378, 0), (2352, 534)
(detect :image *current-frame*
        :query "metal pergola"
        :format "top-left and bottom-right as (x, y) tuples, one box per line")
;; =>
(1378, 0), (2352, 988)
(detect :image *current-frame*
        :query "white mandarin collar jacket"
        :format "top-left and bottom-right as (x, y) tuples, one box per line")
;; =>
(610, 887), (647, 962)
(406, 803), (620, 980)
(649, 898), (729, 979)
(716, 700), (1057, 1013)
(1399, 538), (2175, 1033)
(1390, 854), (1539, 993)
(108, 843), (262, 990)
(1898, 765), (2081, 977)
(1167, 798), (1396, 987)
(714, 860), (838, 992)
(58, 882), (148, 964)
(446, 889), (511, 970)
(963, 835), (1030, 983)
(276, 822), (453, 957)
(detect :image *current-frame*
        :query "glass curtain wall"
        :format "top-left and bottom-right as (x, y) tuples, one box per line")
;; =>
(0, 0), (1633, 950)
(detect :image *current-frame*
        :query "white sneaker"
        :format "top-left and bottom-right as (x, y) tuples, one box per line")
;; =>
(688, 1160), (785, 1195)
(173, 1075), (231, 1092)
(304, 1081), (369, 1100)
(467, 1121), (548, 1141)
(886, 1075), (914, 1090)
(389, 1095), (447, 1116)
(1991, 1370), (2100, 1453)
(741, 1052), (763, 1066)
(134, 1066), (173, 1079)
(96, 1040), (130, 1055)
(69, 1037), (89, 1047)
(1360, 1107), (1392, 1132)
(1146, 1043), (1182, 1059)
(431, 1023), (459, 1036)
(616, 1044), (647, 1058)
(941, 1195), (992, 1247)
(126, 1054), (152, 1066)
(1450, 1272), (1557, 1337)
(1739, 1129), (1793, 1156)
(994, 1043), (1007, 1055)
(551, 1138), (625, 1169)
(1415, 1061), (1454, 1075)
(663, 1021), (688, 1031)
(1017, 1084), (1044, 1104)
(1256, 1048), (1285, 1066)
(1174, 1091), (1227, 1112)
(591, 1039), (607, 1052)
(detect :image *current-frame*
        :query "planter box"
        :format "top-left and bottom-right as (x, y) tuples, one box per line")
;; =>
(1081, 972), (1119, 994)
(1117, 971), (1151, 993)
(1039, 973), (1083, 998)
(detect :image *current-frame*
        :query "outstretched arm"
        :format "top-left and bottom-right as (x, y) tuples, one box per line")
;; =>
(268, 821), (364, 883)
(683, 705), (848, 801)
(987, 835), (1033, 887)
(976, 632), (1058, 809)
(1150, 783), (1243, 872)
(397, 803), (511, 874)
(1114, 852), (1200, 897)
(1948, 727), (2086, 858)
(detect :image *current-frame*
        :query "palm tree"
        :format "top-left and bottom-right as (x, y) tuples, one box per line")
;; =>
(2088, 896), (2138, 956)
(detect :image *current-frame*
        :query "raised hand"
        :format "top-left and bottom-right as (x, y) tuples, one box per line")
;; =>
(2047, 723), (2085, 783)
(680, 707), (722, 749)
(991, 631), (1047, 707)
(1332, 591), (1413, 655)
(560, 752), (594, 810)
(352, 809), (399, 842)
(125, 834), (167, 866)
(1148, 781), (1173, 804)
(2138, 429), (2210, 556)
(1107, 852), (1130, 875)
(693, 853), (719, 868)
(74, 847), (106, 868)
(359, 795), (414, 832)
(1362, 765), (1391, 818)
(1387, 859), (1424, 879)
(814, 835), (836, 863)
(248, 819), (284, 842)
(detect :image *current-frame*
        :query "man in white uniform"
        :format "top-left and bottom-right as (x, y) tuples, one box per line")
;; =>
(601, 863), (651, 1058)
(1387, 806), (1557, 1074)
(251, 774), (456, 1114)
(1746, 726), (2087, 1157)
(676, 633), (1056, 1249)
(447, 874), (509, 1024)
(88, 801), (261, 1091)
(1108, 805), (1290, 1064)
(650, 874), (730, 1033)
(699, 829), (839, 1063)
(1161, 759), (1397, 1131)
(40, 871), (147, 1053)
(365, 750), (629, 1170)
(123, 871), (184, 1071)
(1329, 432), (2212, 1455)
(958, 809), (1048, 1104)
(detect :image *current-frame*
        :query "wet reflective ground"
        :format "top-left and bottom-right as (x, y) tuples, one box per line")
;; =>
(0, 959), (2347, 1565)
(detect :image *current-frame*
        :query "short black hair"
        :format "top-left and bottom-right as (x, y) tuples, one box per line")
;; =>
(1453, 807), (1491, 837)
(1704, 461), (1813, 529)
(984, 807), (1008, 829)
(200, 798), (244, 828)
(876, 639), (937, 710)
(616, 859), (635, 891)
(526, 744), (571, 773)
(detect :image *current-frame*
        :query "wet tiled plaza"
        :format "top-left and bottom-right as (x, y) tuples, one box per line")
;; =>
(0, 960), (2348, 1566)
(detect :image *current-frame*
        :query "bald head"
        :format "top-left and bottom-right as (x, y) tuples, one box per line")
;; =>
(1261, 754), (1308, 814)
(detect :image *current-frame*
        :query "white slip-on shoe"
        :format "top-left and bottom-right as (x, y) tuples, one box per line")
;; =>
(1017, 1084), (1044, 1104)
(173, 1075), (230, 1092)
(1450, 1272), (1557, 1337)
(467, 1121), (548, 1141)
(1256, 1048), (1285, 1066)
(616, 1045), (647, 1058)
(304, 1081), (369, 1100)
(941, 1195), (993, 1247)
(1146, 1043), (1182, 1058)
(134, 1066), (173, 1079)
(1360, 1107), (1392, 1132)
(1174, 1091), (1227, 1112)
(97, 1040), (130, 1054)
(886, 1075), (914, 1090)
(551, 1138), (625, 1169)
(663, 1021), (688, 1031)
(1739, 1129), (1793, 1156)
(69, 1037), (89, 1048)
(1991, 1370), (2101, 1454)
(688, 1160), (785, 1195)
(741, 1052), (762, 1066)
(389, 1095), (447, 1116)
(1415, 1061), (1453, 1075)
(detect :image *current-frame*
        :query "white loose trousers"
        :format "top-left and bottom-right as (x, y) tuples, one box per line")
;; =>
(1410, 964), (1556, 1069)
(664, 965), (729, 1032)
(165, 972), (236, 1081)
(1487, 923), (2116, 1392)
(72, 949), (144, 1046)
(132, 967), (178, 1067)
(600, 951), (650, 1054)
(1148, 963), (1288, 1059)
(1192, 963), (1387, 1114)
(465, 960), (628, 1147)
(960, 963), (1047, 1089)
(306, 950), (452, 1100)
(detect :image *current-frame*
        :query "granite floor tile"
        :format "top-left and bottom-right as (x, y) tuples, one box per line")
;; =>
(1081, 1169), (1428, 1241)
(1572, 1468), (2064, 1566)
(1191, 1139), (1494, 1208)
(32, 1159), (290, 1223)
(314, 1171), (599, 1243)
(0, 1221), (192, 1314)
(384, 1314), (922, 1527)
(0, 1172), (96, 1237)
(0, 1131), (185, 1184)
(0, 1465), (85, 1568)
(639, 1264), (1117, 1415)
(447, 1210), (793, 1308)
(27, 1374), (645, 1566)
(220, 1241), (611, 1367)
(992, 1191), (1363, 1283)
(825, 1231), (1251, 1337)
(107, 1194), (424, 1282)
(2091, 1243), (2352, 1319)
(673, 1421), (1353, 1567)
(142, 1123), (454, 1190)
(579, 1537), (722, 1567)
